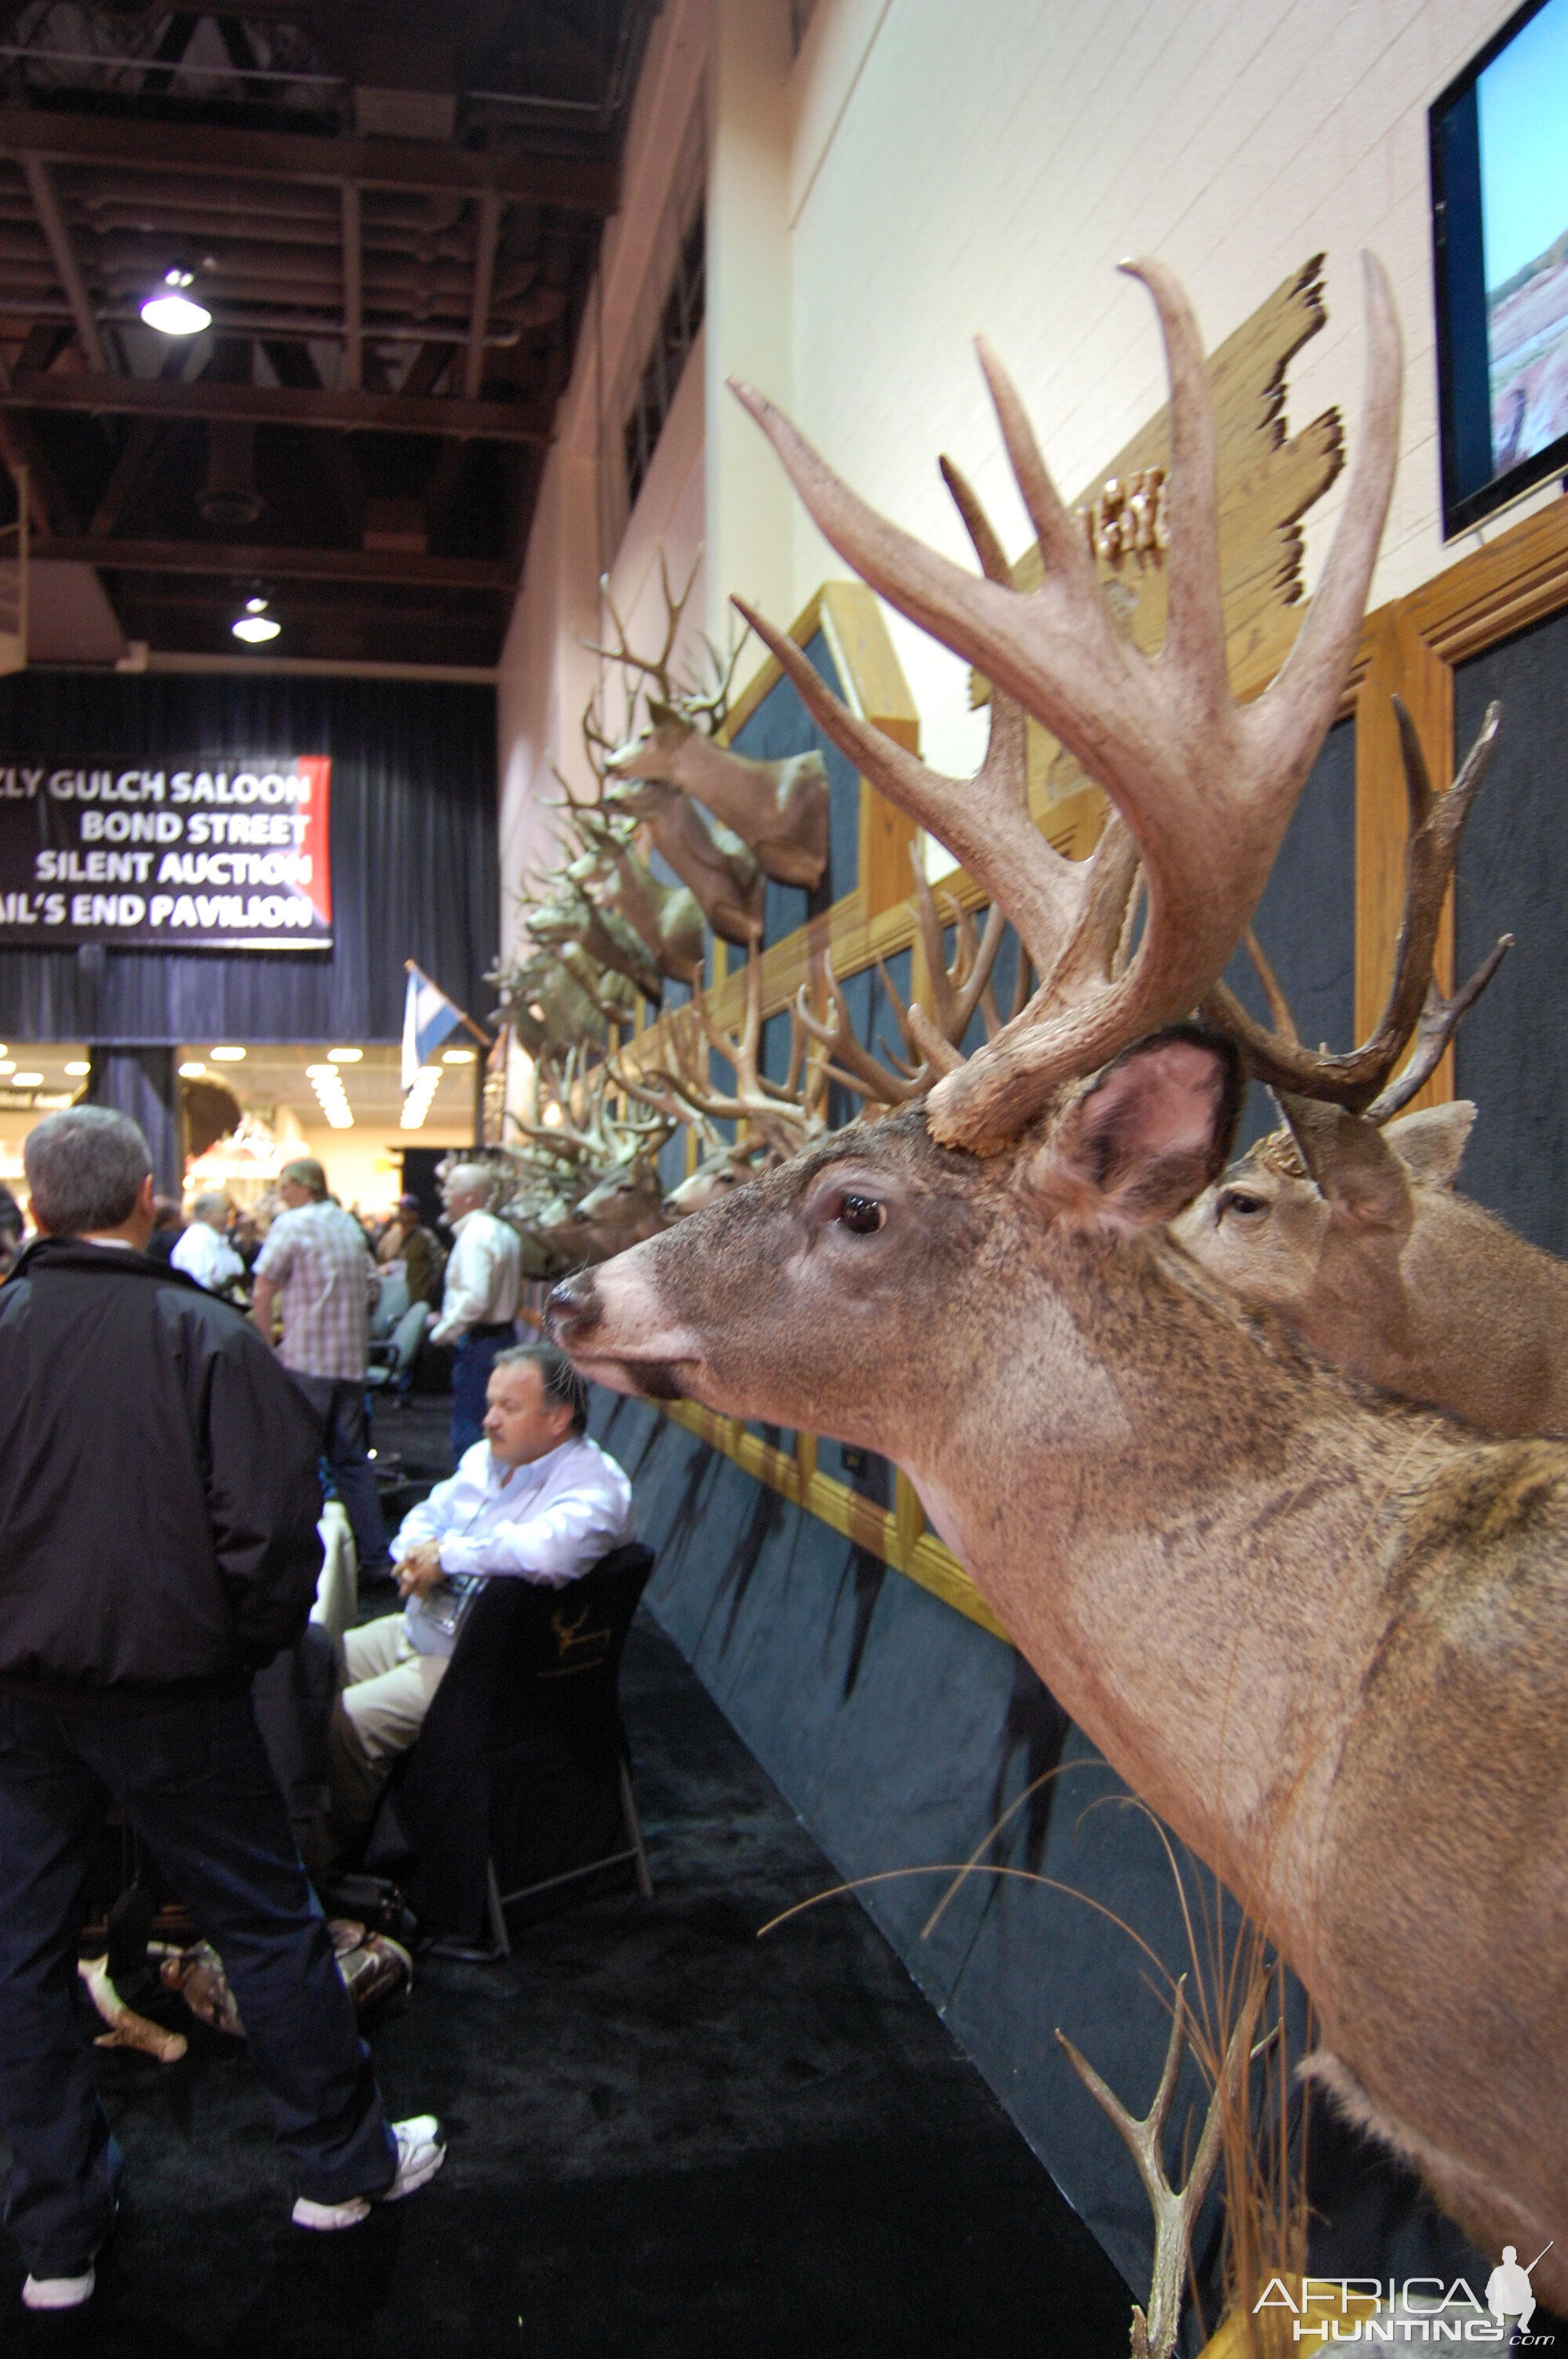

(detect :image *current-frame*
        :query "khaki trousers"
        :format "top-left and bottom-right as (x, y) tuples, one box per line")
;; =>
(324, 1616), (450, 1863)
(340, 1616), (449, 1763)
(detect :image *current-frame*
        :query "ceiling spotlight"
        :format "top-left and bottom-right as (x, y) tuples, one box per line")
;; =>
(12, 1071), (43, 1088)
(178, 1061), (207, 1078)
(64, 1060), (90, 1076)
(442, 1048), (475, 1063)
(209, 1045), (245, 1062)
(0, 1059), (14, 1074)
(141, 267), (212, 336)
(232, 600), (281, 646)
(540, 1102), (563, 1128)
(327, 1047), (363, 1063)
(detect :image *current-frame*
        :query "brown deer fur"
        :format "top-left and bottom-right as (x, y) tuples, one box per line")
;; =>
(1177, 1103), (1568, 1437)
(547, 1038), (1568, 2303)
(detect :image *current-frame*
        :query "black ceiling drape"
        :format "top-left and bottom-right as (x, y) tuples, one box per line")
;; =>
(0, 670), (496, 1045)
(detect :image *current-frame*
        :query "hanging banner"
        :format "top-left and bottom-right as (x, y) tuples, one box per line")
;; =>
(0, 758), (332, 950)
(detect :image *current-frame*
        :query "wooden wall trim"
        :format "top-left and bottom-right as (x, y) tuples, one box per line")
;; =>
(1348, 491), (1568, 1109)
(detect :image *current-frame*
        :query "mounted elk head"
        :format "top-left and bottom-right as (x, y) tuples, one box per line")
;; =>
(547, 260), (1568, 2304)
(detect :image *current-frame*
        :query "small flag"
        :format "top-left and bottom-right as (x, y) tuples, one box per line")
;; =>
(402, 963), (467, 1090)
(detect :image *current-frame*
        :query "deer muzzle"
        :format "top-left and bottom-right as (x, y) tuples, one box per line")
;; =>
(544, 1256), (706, 1401)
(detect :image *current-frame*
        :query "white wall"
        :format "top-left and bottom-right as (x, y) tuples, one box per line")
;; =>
(502, 0), (1538, 889)
(495, 0), (712, 973)
(781, 0), (1551, 777)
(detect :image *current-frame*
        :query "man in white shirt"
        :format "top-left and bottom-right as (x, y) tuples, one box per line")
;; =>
(325, 1340), (633, 1856)
(170, 1192), (245, 1294)
(428, 1163), (521, 1456)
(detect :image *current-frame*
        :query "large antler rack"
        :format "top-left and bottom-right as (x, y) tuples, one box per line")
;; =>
(1201, 699), (1512, 1118)
(730, 253), (1402, 1154)
(794, 855), (1013, 1109)
(622, 944), (829, 1161)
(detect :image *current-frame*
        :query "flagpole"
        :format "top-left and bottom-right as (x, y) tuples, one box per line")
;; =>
(402, 959), (490, 1047)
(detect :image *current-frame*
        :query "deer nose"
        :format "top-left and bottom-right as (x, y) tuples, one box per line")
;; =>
(545, 1270), (601, 1342)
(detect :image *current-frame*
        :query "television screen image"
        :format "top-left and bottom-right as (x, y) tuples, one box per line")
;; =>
(1432, 0), (1568, 534)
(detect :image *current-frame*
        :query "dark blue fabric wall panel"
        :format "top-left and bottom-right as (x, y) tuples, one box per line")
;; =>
(592, 1390), (1232, 2309)
(0, 671), (495, 1044)
(1218, 714), (1356, 1152)
(1454, 611), (1568, 1256)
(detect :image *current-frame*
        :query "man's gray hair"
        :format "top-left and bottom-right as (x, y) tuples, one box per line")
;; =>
(493, 1339), (589, 1436)
(445, 1162), (495, 1207)
(25, 1107), (153, 1237)
(192, 1190), (230, 1221)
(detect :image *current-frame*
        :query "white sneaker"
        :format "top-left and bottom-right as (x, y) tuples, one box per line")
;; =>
(21, 2265), (95, 2311)
(291, 2117), (446, 2231)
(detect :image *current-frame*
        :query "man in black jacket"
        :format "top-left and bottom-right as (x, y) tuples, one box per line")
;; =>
(0, 1107), (445, 2314)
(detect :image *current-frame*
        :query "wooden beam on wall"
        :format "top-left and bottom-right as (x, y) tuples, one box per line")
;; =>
(0, 105), (619, 212)
(2, 372), (551, 442)
(34, 534), (514, 589)
(1355, 606), (1455, 1108)
(20, 156), (109, 375)
(340, 183), (363, 394)
(463, 190), (504, 404)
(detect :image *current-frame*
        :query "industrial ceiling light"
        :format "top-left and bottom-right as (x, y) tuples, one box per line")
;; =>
(209, 1045), (245, 1063)
(178, 1061), (207, 1078)
(327, 1047), (362, 1062)
(232, 594), (281, 645)
(63, 1060), (90, 1076)
(442, 1047), (475, 1063)
(141, 267), (212, 336)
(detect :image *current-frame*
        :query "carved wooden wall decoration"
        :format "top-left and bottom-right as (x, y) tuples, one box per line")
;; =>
(973, 253), (1345, 814)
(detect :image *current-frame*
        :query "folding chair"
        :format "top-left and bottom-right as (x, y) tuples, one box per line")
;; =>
(375, 1542), (655, 1956)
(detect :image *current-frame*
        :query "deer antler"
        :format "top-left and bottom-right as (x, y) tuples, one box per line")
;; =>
(793, 860), (1011, 1110)
(735, 456), (1138, 1056)
(1058, 1972), (1271, 2359)
(1201, 701), (1509, 1113)
(581, 543), (703, 701)
(634, 947), (827, 1158)
(731, 253), (1401, 1152)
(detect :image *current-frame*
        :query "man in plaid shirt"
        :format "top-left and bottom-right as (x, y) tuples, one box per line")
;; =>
(252, 1159), (388, 1568)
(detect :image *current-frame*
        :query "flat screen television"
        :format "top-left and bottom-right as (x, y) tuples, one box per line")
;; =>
(1431, 0), (1568, 536)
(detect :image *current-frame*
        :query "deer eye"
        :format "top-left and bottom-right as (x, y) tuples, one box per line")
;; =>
(837, 1192), (886, 1234)
(1220, 1187), (1268, 1220)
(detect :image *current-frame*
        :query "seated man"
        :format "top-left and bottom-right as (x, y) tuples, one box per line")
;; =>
(326, 1340), (633, 1856)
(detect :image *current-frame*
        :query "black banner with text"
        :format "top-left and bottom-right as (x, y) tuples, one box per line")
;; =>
(0, 757), (332, 950)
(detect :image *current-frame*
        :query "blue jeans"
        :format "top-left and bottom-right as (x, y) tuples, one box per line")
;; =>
(0, 1687), (397, 2278)
(289, 1372), (389, 1568)
(451, 1324), (514, 1459)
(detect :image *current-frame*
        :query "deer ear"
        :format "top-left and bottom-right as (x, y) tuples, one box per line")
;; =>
(1042, 1029), (1243, 1231)
(1277, 1095), (1409, 1228)
(1382, 1100), (1476, 1187)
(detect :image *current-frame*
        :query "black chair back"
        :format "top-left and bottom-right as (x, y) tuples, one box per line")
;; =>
(388, 1542), (654, 1938)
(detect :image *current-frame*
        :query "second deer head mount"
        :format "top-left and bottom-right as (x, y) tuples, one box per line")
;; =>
(585, 543), (832, 895)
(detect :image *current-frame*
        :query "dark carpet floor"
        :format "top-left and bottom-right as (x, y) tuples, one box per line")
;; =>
(3, 1558), (1134, 2354)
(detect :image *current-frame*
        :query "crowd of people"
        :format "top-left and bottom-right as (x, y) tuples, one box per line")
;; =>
(0, 1109), (637, 2314)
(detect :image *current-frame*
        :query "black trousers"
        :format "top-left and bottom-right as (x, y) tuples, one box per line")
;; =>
(288, 1372), (389, 1568)
(0, 1686), (396, 2278)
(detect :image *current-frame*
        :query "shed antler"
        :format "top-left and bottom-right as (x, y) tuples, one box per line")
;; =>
(1201, 700), (1511, 1116)
(1058, 1973), (1271, 2359)
(731, 253), (1401, 1151)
